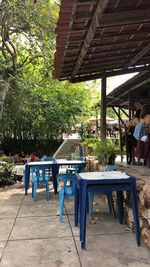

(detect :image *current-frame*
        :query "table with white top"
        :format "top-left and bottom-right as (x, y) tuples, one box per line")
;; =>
(74, 171), (140, 249)
(24, 159), (86, 195)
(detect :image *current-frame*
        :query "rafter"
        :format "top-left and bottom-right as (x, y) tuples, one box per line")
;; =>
(126, 43), (150, 67)
(100, 9), (150, 28)
(55, 0), (150, 82)
(107, 77), (150, 106)
(60, 1), (77, 67)
(71, 0), (110, 79)
(73, 9), (150, 26)
(70, 65), (150, 83)
(113, 0), (121, 9)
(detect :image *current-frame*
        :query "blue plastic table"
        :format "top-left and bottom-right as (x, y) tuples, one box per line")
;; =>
(74, 171), (140, 249)
(24, 159), (86, 194)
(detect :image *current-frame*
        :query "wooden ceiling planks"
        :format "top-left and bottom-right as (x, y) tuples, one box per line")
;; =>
(54, 0), (150, 82)
(71, 0), (110, 78)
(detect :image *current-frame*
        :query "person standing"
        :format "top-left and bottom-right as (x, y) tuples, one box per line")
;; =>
(135, 105), (150, 165)
(126, 109), (141, 164)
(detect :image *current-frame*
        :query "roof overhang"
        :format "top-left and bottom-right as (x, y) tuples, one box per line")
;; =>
(107, 71), (150, 109)
(54, 0), (150, 83)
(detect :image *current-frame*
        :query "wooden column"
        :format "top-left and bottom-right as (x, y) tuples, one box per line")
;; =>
(118, 107), (123, 162)
(95, 108), (99, 137)
(128, 89), (134, 120)
(128, 89), (131, 120)
(101, 77), (107, 140)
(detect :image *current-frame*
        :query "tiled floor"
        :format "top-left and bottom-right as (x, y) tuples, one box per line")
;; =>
(0, 183), (150, 267)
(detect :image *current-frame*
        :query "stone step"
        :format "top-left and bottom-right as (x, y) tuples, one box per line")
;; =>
(53, 138), (82, 159)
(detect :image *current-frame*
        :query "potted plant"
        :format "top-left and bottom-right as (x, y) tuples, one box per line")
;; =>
(82, 137), (100, 158)
(94, 139), (119, 167)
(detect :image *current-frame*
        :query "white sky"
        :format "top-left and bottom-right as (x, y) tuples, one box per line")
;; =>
(106, 73), (138, 94)
(92, 72), (138, 95)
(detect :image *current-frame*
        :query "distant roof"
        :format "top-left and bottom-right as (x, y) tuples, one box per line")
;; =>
(88, 115), (114, 122)
(54, 0), (150, 83)
(107, 71), (150, 109)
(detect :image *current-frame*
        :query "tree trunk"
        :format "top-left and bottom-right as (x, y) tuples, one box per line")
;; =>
(0, 80), (9, 120)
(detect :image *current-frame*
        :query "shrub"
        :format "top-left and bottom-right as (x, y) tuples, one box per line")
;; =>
(82, 137), (100, 156)
(94, 139), (120, 164)
(83, 138), (120, 164)
(0, 162), (16, 187)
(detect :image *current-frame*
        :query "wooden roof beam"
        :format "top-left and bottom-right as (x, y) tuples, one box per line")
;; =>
(107, 77), (150, 106)
(71, 0), (110, 79)
(113, 0), (121, 9)
(70, 65), (150, 83)
(126, 43), (150, 67)
(77, 1), (97, 6)
(100, 9), (150, 28)
(73, 9), (150, 26)
(61, 1), (77, 60)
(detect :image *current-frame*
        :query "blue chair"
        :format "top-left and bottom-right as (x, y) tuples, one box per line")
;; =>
(66, 157), (84, 174)
(31, 166), (50, 201)
(42, 157), (56, 162)
(57, 164), (81, 223)
(37, 156), (55, 162)
(57, 163), (115, 223)
(105, 164), (116, 171)
(88, 165), (117, 218)
(57, 173), (76, 223)
(57, 162), (100, 223)
(42, 156), (56, 178)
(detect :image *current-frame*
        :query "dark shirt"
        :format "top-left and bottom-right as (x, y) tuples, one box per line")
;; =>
(128, 126), (137, 145)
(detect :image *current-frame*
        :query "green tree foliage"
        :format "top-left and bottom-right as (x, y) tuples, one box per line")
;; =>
(0, 0), (99, 139)
(2, 75), (96, 139)
(0, 0), (57, 118)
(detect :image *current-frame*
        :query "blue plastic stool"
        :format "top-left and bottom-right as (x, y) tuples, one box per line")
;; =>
(43, 157), (56, 162)
(57, 162), (85, 223)
(57, 173), (76, 223)
(66, 158), (84, 174)
(105, 164), (116, 171)
(31, 166), (50, 201)
(88, 191), (115, 218)
(57, 173), (102, 223)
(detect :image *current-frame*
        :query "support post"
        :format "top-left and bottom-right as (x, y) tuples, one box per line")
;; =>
(101, 77), (107, 140)
(128, 90), (134, 120)
(96, 108), (99, 137)
(128, 90), (131, 120)
(118, 107), (123, 162)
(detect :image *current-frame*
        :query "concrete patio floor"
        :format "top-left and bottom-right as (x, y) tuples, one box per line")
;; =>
(0, 182), (150, 267)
